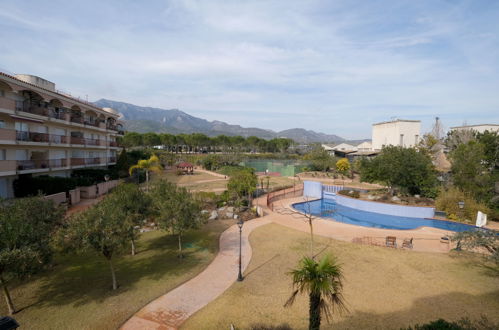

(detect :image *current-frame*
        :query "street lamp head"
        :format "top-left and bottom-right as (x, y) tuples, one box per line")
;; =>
(458, 201), (465, 209)
(237, 219), (244, 229)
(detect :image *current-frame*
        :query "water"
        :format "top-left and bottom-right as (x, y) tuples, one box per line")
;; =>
(240, 159), (308, 176)
(293, 198), (480, 232)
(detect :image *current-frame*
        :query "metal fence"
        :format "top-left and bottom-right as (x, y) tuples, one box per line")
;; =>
(266, 184), (304, 211)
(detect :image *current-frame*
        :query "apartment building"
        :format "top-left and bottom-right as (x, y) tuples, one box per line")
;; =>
(372, 119), (421, 151)
(0, 72), (123, 198)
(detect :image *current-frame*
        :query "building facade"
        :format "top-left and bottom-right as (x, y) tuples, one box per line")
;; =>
(450, 124), (499, 134)
(372, 119), (421, 151)
(0, 72), (123, 199)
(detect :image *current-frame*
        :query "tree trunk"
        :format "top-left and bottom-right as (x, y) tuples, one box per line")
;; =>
(108, 257), (117, 290)
(308, 218), (314, 257)
(178, 233), (183, 259)
(0, 274), (15, 315)
(131, 238), (136, 256)
(309, 292), (321, 330)
(146, 170), (149, 191)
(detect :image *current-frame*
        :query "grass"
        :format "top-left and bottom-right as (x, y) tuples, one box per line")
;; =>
(183, 223), (499, 330)
(1, 219), (235, 330)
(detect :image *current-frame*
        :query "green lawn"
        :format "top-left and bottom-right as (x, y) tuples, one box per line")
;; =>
(1, 220), (235, 330)
(183, 223), (499, 330)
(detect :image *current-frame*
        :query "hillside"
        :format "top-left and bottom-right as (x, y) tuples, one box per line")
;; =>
(94, 99), (345, 143)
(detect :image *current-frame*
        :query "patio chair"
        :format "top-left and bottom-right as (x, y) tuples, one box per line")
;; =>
(385, 236), (397, 248)
(402, 238), (413, 249)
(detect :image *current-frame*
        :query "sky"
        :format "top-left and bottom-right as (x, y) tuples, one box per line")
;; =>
(0, 0), (498, 139)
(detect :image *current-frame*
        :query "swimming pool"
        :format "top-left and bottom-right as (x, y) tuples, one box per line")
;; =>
(292, 199), (479, 232)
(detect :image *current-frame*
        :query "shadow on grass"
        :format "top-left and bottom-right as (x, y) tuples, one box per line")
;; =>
(24, 224), (229, 311)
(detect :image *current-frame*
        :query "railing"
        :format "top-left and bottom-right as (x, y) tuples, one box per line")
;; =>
(70, 116), (84, 124)
(70, 136), (85, 145)
(71, 158), (86, 166)
(17, 159), (50, 170)
(266, 184), (304, 211)
(49, 134), (68, 144)
(108, 156), (117, 163)
(322, 185), (344, 194)
(84, 119), (99, 127)
(85, 157), (102, 165)
(16, 131), (50, 143)
(18, 103), (48, 116)
(109, 141), (118, 147)
(117, 130), (125, 135)
(48, 159), (68, 168)
(85, 138), (101, 146)
(0, 127), (16, 141)
(48, 109), (68, 120)
(107, 124), (117, 131)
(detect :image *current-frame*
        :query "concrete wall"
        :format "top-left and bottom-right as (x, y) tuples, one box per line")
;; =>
(334, 194), (435, 219)
(44, 191), (67, 205)
(372, 120), (421, 151)
(69, 188), (80, 205)
(79, 185), (97, 199)
(303, 180), (322, 199)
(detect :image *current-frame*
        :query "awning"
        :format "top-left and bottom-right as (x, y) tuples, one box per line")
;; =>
(9, 114), (44, 124)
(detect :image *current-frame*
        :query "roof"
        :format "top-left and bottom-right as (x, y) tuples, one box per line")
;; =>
(348, 151), (379, 156)
(177, 162), (194, 168)
(450, 124), (499, 129)
(373, 119), (421, 126)
(0, 71), (118, 116)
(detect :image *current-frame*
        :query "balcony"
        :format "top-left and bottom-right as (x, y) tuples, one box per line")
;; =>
(86, 157), (101, 165)
(84, 119), (100, 127)
(109, 141), (118, 147)
(70, 157), (104, 166)
(0, 160), (16, 173)
(16, 131), (50, 143)
(16, 159), (68, 171)
(0, 127), (16, 141)
(49, 134), (68, 144)
(70, 136), (85, 145)
(48, 109), (68, 121)
(71, 158), (86, 166)
(85, 138), (101, 146)
(70, 116), (84, 124)
(108, 156), (117, 163)
(17, 102), (48, 117)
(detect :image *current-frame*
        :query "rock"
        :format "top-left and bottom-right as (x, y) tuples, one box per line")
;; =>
(201, 210), (209, 214)
(233, 214), (239, 220)
(414, 194), (420, 199)
(391, 196), (401, 202)
(367, 195), (376, 200)
(218, 206), (227, 212)
(226, 212), (234, 219)
(227, 206), (234, 213)
(209, 210), (218, 220)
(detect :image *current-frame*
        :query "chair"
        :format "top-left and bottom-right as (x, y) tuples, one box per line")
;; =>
(385, 236), (397, 248)
(402, 238), (413, 249)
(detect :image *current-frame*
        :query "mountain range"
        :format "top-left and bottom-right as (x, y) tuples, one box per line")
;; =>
(94, 99), (346, 143)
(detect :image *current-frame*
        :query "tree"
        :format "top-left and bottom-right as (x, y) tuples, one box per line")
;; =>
(150, 180), (203, 258)
(64, 197), (130, 290)
(449, 141), (492, 202)
(0, 197), (64, 314)
(304, 145), (335, 172)
(360, 146), (438, 197)
(227, 168), (258, 206)
(445, 129), (476, 152)
(121, 132), (143, 147)
(115, 148), (130, 178)
(129, 154), (162, 190)
(451, 229), (498, 264)
(142, 132), (161, 147)
(285, 254), (347, 330)
(105, 184), (150, 256)
(336, 158), (350, 184)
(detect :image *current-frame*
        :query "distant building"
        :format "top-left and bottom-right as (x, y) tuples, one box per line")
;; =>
(356, 141), (372, 152)
(450, 124), (499, 134)
(372, 119), (421, 151)
(0, 72), (124, 199)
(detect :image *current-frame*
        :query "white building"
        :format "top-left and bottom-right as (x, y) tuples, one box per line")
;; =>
(372, 119), (421, 151)
(356, 141), (372, 151)
(450, 124), (499, 134)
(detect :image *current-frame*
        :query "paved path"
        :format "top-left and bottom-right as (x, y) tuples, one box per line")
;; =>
(121, 217), (271, 330)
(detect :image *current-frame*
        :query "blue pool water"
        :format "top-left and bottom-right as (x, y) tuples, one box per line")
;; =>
(293, 199), (479, 232)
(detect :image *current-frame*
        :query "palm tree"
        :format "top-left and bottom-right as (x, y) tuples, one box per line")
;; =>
(129, 154), (162, 190)
(285, 254), (347, 330)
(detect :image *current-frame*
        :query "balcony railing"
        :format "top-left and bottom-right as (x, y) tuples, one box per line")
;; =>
(16, 131), (50, 143)
(48, 109), (68, 121)
(108, 156), (117, 163)
(17, 159), (50, 170)
(107, 124), (117, 131)
(86, 157), (101, 165)
(84, 119), (100, 127)
(71, 157), (104, 166)
(85, 138), (101, 146)
(70, 136), (85, 145)
(70, 116), (84, 124)
(49, 159), (68, 168)
(109, 141), (118, 147)
(49, 134), (68, 144)
(17, 103), (48, 116)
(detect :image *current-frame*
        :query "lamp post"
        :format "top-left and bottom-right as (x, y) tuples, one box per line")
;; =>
(237, 219), (244, 281)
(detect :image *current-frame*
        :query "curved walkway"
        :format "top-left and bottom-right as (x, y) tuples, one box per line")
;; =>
(121, 217), (271, 330)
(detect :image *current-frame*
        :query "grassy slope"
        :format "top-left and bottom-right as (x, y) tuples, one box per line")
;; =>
(183, 223), (499, 330)
(1, 220), (234, 330)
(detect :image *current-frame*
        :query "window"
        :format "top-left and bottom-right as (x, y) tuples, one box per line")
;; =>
(0, 120), (5, 129)
(0, 149), (6, 160)
(0, 90), (5, 97)
(399, 134), (404, 146)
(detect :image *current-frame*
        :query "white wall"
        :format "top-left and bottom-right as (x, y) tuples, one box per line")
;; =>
(372, 121), (421, 150)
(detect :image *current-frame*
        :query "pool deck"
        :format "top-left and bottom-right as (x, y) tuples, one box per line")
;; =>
(256, 195), (480, 253)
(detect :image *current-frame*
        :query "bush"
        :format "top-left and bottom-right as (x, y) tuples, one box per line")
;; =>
(435, 187), (491, 223)
(13, 175), (77, 197)
(338, 189), (360, 198)
(402, 316), (498, 330)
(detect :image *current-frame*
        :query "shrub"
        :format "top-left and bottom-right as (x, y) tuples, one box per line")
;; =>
(338, 189), (360, 198)
(435, 187), (491, 222)
(13, 175), (77, 197)
(402, 316), (498, 330)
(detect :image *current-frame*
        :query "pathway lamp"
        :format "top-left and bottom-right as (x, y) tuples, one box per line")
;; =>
(237, 219), (244, 282)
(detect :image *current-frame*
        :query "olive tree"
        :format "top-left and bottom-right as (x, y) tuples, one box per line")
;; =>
(0, 197), (64, 314)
